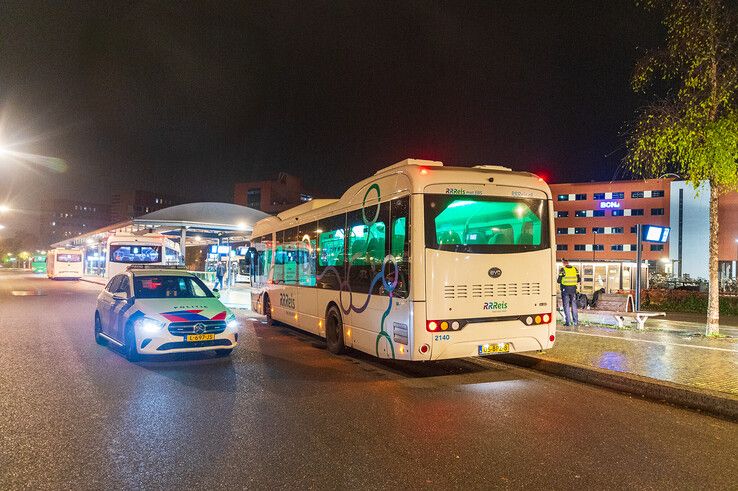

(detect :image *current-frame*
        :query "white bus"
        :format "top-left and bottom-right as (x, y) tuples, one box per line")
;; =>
(250, 158), (556, 361)
(105, 232), (182, 278)
(47, 248), (84, 279)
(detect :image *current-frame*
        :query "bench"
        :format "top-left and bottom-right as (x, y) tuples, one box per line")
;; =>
(557, 292), (665, 329)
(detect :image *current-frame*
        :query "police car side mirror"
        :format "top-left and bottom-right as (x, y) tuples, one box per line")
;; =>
(213, 290), (221, 299)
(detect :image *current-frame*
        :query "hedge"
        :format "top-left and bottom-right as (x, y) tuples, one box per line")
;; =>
(641, 289), (738, 315)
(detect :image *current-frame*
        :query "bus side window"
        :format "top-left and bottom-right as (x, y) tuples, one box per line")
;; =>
(389, 196), (410, 298)
(346, 205), (388, 296)
(316, 214), (345, 290)
(298, 221), (317, 287)
(273, 231), (285, 284)
(283, 227), (299, 285)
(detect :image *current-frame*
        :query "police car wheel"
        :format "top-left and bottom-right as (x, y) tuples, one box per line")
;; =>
(325, 305), (345, 355)
(94, 313), (105, 346)
(124, 326), (141, 362)
(215, 349), (233, 357)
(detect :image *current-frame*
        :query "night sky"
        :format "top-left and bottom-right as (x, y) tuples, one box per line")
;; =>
(0, 1), (660, 234)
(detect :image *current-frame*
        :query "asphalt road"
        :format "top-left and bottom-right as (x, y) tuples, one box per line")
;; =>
(1, 270), (736, 490)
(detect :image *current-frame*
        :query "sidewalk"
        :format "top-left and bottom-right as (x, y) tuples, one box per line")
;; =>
(497, 319), (738, 419)
(543, 323), (738, 395)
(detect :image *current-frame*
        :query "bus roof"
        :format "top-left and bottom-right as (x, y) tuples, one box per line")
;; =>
(251, 158), (550, 237)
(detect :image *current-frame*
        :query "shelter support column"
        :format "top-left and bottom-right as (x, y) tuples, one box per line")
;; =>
(179, 227), (187, 264)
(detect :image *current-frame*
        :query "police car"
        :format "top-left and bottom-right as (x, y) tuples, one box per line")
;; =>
(94, 266), (239, 361)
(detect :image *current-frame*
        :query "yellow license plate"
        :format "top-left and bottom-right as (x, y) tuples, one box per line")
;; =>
(186, 334), (215, 342)
(478, 343), (510, 355)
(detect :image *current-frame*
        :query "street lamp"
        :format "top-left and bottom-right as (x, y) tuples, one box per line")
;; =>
(0, 224), (5, 230)
(0, 204), (10, 213)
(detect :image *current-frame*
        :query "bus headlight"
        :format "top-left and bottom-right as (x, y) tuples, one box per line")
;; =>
(135, 317), (165, 334)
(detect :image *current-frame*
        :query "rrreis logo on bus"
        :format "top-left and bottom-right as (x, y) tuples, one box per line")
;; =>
(279, 293), (295, 310)
(483, 301), (508, 311)
(445, 188), (482, 195)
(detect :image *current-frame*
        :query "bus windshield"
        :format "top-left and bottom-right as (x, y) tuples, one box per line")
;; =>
(133, 275), (214, 299)
(57, 253), (82, 262)
(110, 245), (162, 263)
(424, 195), (550, 254)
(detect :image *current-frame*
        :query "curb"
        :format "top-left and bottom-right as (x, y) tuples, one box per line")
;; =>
(80, 277), (106, 286)
(497, 353), (738, 421)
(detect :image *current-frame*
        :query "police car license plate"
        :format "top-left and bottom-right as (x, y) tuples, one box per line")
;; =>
(478, 343), (510, 355)
(186, 334), (215, 342)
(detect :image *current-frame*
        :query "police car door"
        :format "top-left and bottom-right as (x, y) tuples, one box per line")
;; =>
(110, 275), (134, 342)
(99, 275), (122, 335)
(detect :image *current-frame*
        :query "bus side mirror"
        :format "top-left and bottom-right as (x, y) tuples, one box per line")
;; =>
(112, 292), (128, 301)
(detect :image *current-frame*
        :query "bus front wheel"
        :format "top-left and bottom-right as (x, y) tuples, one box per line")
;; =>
(325, 305), (345, 355)
(264, 294), (276, 326)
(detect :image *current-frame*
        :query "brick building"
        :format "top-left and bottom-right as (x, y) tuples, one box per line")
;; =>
(233, 172), (313, 214)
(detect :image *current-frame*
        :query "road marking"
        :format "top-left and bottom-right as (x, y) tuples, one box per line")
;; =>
(559, 330), (738, 353)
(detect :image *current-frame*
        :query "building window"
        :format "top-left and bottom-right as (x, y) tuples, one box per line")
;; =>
(612, 210), (625, 217)
(651, 208), (665, 216)
(593, 193), (605, 200)
(574, 244), (586, 251)
(612, 227), (624, 234)
(592, 227), (605, 234)
(631, 226), (638, 233)
(575, 210), (587, 217)
(631, 209), (645, 216)
(556, 228), (568, 235)
(246, 188), (261, 209)
(557, 244), (568, 251)
(574, 228), (586, 234)
(632, 191), (644, 198)
(652, 190), (665, 198)
(575, 193), (587, 201)
(555, 211), (569, 218)
(593, 244), (604, 251)
(557, 194), (569, 201)
(611, 245), (624, 251)
(612, 192), (625, 199)
(650, 244), (664, 251)
(593, 210), (605, 217)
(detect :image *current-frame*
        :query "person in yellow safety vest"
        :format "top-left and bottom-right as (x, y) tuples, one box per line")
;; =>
(557, 258), (581, 326)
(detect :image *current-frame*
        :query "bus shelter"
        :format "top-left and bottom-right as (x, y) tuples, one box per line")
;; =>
(50, 202), (269, 280)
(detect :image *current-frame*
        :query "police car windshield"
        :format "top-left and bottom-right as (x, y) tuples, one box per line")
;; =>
(133, 275), (214, 299)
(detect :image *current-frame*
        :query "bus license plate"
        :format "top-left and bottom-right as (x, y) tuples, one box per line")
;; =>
(187, 334), (215, 342)
(478, 343), (510, 355)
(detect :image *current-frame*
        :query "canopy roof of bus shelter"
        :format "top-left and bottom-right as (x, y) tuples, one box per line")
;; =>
(50, 202), (270, 249)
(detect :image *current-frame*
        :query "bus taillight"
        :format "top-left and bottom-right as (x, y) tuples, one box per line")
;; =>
(427, 321), (439, 331)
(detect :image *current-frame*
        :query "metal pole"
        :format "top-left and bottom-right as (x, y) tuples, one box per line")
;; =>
(635, 224), (642, 311)
(593, 231), (597, 262)
(179, 227), (187, 265)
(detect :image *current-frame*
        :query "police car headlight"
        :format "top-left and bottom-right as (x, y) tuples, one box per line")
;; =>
(135, 317), (165, 334)
(226, 315), (239, 330)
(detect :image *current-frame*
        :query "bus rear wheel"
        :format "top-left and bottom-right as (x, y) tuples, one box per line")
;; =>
(325, 305), (345, 354)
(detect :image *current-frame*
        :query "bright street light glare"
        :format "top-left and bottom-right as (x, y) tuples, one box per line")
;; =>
(0, 204), (11, 213)
(0, 224), (5, 230)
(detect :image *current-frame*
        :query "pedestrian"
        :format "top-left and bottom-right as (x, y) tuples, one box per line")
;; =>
(558, 258), (581, 326)
(214, 260), (226, 291)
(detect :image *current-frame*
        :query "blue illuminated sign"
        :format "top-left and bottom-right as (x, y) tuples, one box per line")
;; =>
(642, 225), (671, 243)
(599, 201), (621, 209)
